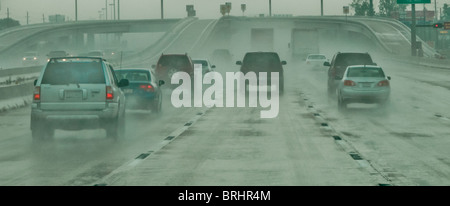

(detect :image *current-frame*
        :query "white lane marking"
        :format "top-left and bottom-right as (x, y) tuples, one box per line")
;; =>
(92, 109), (208, 186)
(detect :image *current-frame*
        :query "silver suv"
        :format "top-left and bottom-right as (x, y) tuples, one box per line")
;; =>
(30, 57), (129, 141)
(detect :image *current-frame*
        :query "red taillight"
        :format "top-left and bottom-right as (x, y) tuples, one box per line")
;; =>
(106, 86), (114, 100)
(343, 80), (356, 86)
(33, 86), (40, 101)
(377, 80), (390, 87)
(140, 84), (154, 92)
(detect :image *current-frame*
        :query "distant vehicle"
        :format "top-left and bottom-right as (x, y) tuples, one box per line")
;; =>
(305, 54), (328, 69)
(324, 52), (376, 96)
(337, 65), (391, 110)
(152, 53), (194, 87)
(46, 50), (69, 61)
(30, 57), (129, 141)
(192, 59), (216, 75)
(103, 48), (121, 63)
(291, 29), (320, 61)
(236, 52), (286, 94)
(210, 49), (232, 68)
(22, 52), (40, 66)
(114, 68), (165, 112)
(87, 50), (105, 58)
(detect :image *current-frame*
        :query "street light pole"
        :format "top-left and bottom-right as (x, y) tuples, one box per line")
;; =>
(118, 0), (120, 20)
(321, 0), (323, 16)
(411, 4), (417, 56)
(113, 0), (116, 20)
(75, 0), (78, 21)
(434, 0), (437, 21)
(105, 0), (108, 20)
(269, 0), (272, 17)
(161, 0), (164, 19)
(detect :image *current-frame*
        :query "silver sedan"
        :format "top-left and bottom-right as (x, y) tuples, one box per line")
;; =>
(337, 65), (391, 110)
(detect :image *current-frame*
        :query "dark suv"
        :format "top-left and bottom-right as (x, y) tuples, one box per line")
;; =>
(152, 53), (194, 87)
(236, 52), (286, 94)
(324, 52), (375, 96)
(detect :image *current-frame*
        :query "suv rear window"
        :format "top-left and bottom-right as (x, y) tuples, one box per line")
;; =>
(335, 53), (373, 66)
(158, 55), (190, 67)
(41, 61), (105, 84)
(242, 53), (282, 72)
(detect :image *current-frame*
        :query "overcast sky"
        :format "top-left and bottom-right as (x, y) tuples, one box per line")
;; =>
(0, 0), (446, 25)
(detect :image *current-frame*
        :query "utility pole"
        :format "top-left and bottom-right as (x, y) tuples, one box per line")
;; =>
(411, 4), (417, 56)
(43, 14), (45, 23)
(109, 3), (114, 20)
(118, 0), (120, 20)
(369, 0), (374, 16)
(113, 0), (116, 20)
(434, 0), (437, 21)
(26, 11), (29, 25)
(269, 0), (272, 17)
(321, 0), (323, 16)
(7, 7), (9, 19)
(161, 0), (164, 19)
(105, 0), (108, 20)
(75, 0), (78, 21)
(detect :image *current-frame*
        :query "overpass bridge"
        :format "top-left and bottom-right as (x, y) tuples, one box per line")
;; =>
(0, 15), (443, 69)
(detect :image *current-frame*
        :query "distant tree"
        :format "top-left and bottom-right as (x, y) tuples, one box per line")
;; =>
(0, 18), (20, 30)
(350, 0), (371, 16)
(378, 0), (407, 17)
(443, 3), (450, 21)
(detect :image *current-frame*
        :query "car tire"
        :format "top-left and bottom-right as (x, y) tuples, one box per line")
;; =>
(279, 78), (284, 96)
(106, 114), (125, 140)
(31, 120), (54, 141)
(379, 98), (390, 108)
(153, 93), (162, 113)
(338, 95), (347, 111)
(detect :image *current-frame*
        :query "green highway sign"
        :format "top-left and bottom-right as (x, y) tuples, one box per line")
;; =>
(397, 0), (431, 4)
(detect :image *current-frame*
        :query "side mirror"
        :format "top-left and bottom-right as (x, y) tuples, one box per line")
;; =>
(158, 80), (165, 86)
(34, 79), (37, 86)
(211, 65), (216, 69)
(118, 79), (129, 87)
(281, 61), (287, 65)
(373, 62), (377, 66)
(236, 61), (242, 65)
(151, 65), (156, 69)
(387, 76), (391, 80)
(323, 62), (331, 67)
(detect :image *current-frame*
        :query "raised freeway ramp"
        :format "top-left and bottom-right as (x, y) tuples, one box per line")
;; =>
(0, 16), (440, 70)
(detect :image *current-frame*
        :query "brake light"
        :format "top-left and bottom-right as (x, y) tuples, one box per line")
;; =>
(377, 80), (390, 87)
(140, 84), (154, 92)
(33, 86), (40, 101)
(106, 86), (114, 100)
(344, 80), (356, 86)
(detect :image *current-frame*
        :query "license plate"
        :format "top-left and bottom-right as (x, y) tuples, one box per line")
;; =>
(124, 89), (133, 94)
(362, 83), (372, 88)
(65, 90), (82, 99)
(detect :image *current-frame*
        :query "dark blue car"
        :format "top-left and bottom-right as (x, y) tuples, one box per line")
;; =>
(114, 68), (165, 112)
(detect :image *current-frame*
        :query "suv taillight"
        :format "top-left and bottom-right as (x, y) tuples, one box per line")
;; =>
(139, 84), (154, 92)
(344, 80), (356, 86)
(33, 86), (40, 101)
(106, 86), (114, 100)
(377, 80), (389, 87)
